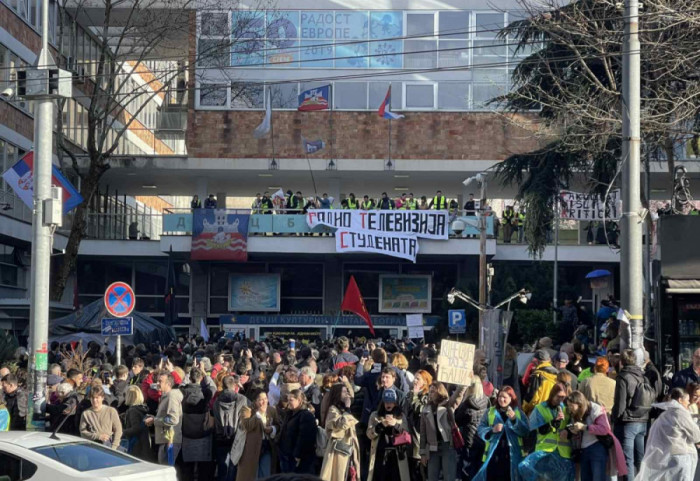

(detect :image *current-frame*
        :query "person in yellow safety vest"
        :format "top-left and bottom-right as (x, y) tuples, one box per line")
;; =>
(402, 193), (418, 210)
(474, 386), (529, 481)
(377, 192), (395, 210)
(347, 193), (359, 209)
(502, 205), (516, 243)
(519, 383), (575, 481)
(517, 209), (526, 243)
(429, 190), (448, 210)
(361, 195), (375, 210)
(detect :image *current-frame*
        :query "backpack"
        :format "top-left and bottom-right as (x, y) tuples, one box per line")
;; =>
(629, 376), (656, 416)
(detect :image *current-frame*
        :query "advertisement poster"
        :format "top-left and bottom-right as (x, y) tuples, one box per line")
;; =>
(228, 274), (281, 312)
(379, 275), (432, 313)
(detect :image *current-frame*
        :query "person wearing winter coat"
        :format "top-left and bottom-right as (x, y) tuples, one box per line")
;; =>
(46, 382), (81, 436)
(181, 369), (214, 480)
(455, 377), (489, 481)
(403, 369), (432, 481)
(278, 389), (317, 474)
(144, 372), (183, 465)
(474, 386), (529, 481)
(320, 384), (360, 481)
(122, 386), (154, 461)
(236, 390), (280, 481)
(212, 374), (249, 481)
(367, 389), (411, 481)
(522, 350), (560, 415)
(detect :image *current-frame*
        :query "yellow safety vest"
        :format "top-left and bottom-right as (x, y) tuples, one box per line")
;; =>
(534, 403), (572, 459)
(517, 212), (525, 226)
(361, 201), (374, 210)
(432, 196), (447, 210)
(403, 199), (417, 210)
(347, 198), (358, 209)
(482, 407), (525, 461)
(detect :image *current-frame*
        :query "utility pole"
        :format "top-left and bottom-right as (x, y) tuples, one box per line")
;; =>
(478, 179), (488, 351)
(553, 197), (560, 323)
(621, 0), (644, 364)
(22, 0), (71, 430)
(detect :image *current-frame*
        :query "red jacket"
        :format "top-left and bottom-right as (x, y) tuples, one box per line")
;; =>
(141, 370), (182, 403)
(211, 363), (224, 381)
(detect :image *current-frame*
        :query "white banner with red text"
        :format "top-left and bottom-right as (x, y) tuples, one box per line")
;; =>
(306, 209), (449, 240)
(336, 228), (419, 262)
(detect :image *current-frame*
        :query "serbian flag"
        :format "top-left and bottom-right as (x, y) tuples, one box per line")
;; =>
(1, 151), (83, 213)
(377, 86), (404, 120)
(341, 275), (375, 335)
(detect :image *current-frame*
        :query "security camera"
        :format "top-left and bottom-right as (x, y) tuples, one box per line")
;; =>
(451, 219), (466, 236)
(1, 87), (14, 98)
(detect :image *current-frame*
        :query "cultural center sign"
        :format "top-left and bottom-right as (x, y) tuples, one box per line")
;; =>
(306, 210), (449, 262)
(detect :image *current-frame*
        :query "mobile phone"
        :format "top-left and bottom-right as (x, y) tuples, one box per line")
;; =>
(150, 383), (159, 390)
(161, 355), (168, 363)
(289, 339), (295, 350)
(362, 349), (370, 358)
(195, 354), (202, 361)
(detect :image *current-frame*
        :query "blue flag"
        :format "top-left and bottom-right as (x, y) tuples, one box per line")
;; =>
(298, 85), (330, 111)
(302, 138), (326, 154)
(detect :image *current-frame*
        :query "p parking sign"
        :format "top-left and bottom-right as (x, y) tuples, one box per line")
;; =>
(448, 309), (466, 334)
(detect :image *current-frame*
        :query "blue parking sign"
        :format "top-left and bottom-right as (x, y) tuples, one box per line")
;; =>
(448, 310), (466, 334)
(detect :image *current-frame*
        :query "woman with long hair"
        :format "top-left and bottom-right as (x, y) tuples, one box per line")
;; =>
(367, 389), (411, 481)
(503, 344), (521, 400)
(474, 385), (529, 481)
(278, 389), (317, 474)
(320, 383), (360, 481)
(518, 383), (575, 481)
(121, 385), (153, 461)
(236, 390), (280, 480)
(565, 390), (626, 481)
(419, 381), (466, 481)
(455, 377), (489, 481)
(405, 369), (432, 481)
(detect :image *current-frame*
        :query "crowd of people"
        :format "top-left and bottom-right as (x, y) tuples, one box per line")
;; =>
(1, 331), (698, 481)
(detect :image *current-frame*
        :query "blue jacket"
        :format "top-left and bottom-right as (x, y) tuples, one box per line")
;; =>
(672, 366), (700, 390)
(474, 406), (529, 481)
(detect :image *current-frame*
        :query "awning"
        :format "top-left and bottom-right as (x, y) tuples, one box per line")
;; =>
(665, 279), (700, 294)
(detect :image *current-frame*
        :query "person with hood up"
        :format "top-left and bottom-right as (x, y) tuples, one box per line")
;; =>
(522, 350), (560, 415)
(212, 374), (249, 481)
(320, 383), (360, 481)
(181, 369), (214, 480)
(474, 386), (529, 481)
(122, 385), (154, 461)
(455, 377), (490, 481)
(637, 387), (700, 481)
(367, 388), (411, 481)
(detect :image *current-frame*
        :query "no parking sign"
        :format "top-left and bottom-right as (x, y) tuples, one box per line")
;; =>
(104, 282), (135, 318)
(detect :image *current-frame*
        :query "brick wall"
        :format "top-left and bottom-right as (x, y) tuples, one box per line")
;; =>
(186, 109), (541, 160)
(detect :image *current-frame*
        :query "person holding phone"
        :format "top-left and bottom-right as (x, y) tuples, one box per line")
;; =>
(519, 383), (575, 481)
(474, 385), (529, 481)
(367, 388), (411, 481)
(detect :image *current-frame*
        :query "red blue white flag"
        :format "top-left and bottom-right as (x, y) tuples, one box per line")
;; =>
(1, 151), (83, 213)
(377, 86), (404, 120)
(298, 85), (330, 111)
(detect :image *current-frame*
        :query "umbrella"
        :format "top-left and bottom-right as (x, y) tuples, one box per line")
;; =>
(586, 269), (612, 279)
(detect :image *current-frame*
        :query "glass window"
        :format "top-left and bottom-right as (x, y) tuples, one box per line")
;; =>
(270, 83), (298, 109)
(473, 68), (508, 83)
(0, 451), (37, 480)
(369, 81), (402, 110)
(134, 262), (166, 295)
(201, 12), (229, 37)
(29, 0), (38, 28)
(475, 13), (504, 38)
(473, 83), (507, 109)
(473, 39), (507, 66)
(33, 442), (136, 472)
(231, 82), (264, 108)
(404, 39), (437, 69)
(334, 82), (367, 110)
(370, 11), (402, 39)
(300, 11), (334, 39)
(199, 84), (228, 107)
(269, 263), (323, 297)
(300, 41), (333, 68)
(266, 40), (299, 68)
(438, 82), (470, 110)
(369, 40), (402, 68)
(439, 40), (470, 67)
(334, 11), (369, 68)
(198, 39), (230, 68)
(406, 13), (434, 36)
(231, 40), (264, 67)
(232, 11), (264, 40)
(439, 11), (470, 38)
(405, 84), (434, 109)
(0, 264), (18, 287)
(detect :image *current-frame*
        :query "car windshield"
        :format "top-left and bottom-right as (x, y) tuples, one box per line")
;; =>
(32, 441), (137, 472)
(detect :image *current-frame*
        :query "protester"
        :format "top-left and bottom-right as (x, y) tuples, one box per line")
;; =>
(278, 390), (317, 474)
(673, 347), (700, 389)
(146, 372), (183, 466)
(1, 374), (27, 431)
(522, 350), (559, 415)
(212, 374), (249, 481)
(79, 383), (122, 449)
(181, 368), (214, 479)
(367, 388), (410, 481)
(474, 386), (529, 481)
(319, 383), (360, 481)
(404, 369), (432, 481)
(122, 385), (154, 460)
(237, 390), (280, 480)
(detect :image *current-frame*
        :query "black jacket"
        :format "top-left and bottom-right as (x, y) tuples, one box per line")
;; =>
(455, 394), (489, 448)
(111, 380), (129, 413)
(5, 389), (27, 431)
(279, 408), (317, 461)
(181, 383), (211, 440)
(612, 365), (650, 423)
(123, 404), (154, 461)
(46, 392), (80, 436)
(644, 362), (664, 401)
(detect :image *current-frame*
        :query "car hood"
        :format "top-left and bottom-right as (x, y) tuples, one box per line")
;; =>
(92, 461), (176, 481)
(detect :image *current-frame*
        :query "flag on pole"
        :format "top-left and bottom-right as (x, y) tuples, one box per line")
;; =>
(341, 275), (375, 335)
(298, 85), (330, 111)
(200, 318), (210, 342)
(1, 151), (83, 212)
(254, 87), (272, 138)
(164, 246), (178, 326)
(377, 86), (404, 120)
(302, 137), (326, 154)
(271, 189), (285, 201)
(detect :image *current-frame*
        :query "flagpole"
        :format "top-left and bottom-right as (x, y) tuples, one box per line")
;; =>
(305, 151), (318, 199)
(388, 86), (392, 167)
(329, 84), (335, 166)
(269, 87), (276, 165)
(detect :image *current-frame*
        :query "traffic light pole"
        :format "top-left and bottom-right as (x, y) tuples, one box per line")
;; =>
(26, 0), (55, 430)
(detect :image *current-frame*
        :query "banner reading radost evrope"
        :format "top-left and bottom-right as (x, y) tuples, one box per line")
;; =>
(306, 210), (449, 240)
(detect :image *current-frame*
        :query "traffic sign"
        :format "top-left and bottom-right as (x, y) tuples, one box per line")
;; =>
(448, 309), (467, 334)
(102, 317), (134, 336)
(104, 281), (136, 318)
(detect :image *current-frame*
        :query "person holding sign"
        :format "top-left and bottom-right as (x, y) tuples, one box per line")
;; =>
(519, 383), (575, 481)
(473, 386), (529, 481)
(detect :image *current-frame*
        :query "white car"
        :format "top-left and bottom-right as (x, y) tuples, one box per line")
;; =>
(0, 431), (176, 481)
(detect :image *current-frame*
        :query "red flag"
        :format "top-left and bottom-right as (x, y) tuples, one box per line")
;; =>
(341, 276), (375, 336)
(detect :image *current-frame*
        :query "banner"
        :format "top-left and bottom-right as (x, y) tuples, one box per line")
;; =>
(191, 209), (249, 261)
(229, 274), (280, 312)
(379, 275), (431, 313)
(483, 309), (513, 389)
(437, 340), (475, 386)
(560, 189), (621, 220)
(307, 209), (449, 239)
(406, 313), (424, 338)
(336, 228), (419, 262)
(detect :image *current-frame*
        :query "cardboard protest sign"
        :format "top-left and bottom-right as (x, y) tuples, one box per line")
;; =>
(437, 339), (476, 385)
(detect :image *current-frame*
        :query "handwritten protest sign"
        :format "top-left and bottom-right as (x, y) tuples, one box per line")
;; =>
(437, 340), (475, 385)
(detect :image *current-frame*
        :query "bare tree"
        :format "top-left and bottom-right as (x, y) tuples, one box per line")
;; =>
(50, 0), (272, 300)
(493, 0), (700, 255)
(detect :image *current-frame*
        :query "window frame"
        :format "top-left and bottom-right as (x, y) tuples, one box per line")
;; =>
(402, 81), (437, 110)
